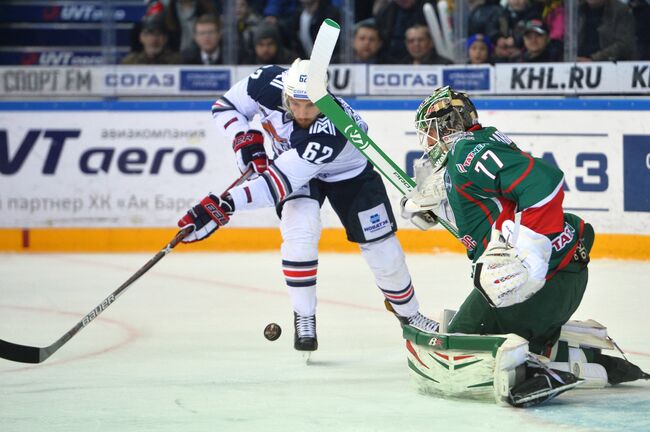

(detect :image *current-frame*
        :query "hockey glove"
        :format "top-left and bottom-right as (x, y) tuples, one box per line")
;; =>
(233, 129), (268, 174)
(399, 167), (446, 231)
(178, 194), (235, 243)
(399, 196), (439, 231)
(473, 225), (549, 308)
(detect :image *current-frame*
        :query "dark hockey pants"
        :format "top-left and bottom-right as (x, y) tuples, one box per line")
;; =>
(447, 264), (588, 355)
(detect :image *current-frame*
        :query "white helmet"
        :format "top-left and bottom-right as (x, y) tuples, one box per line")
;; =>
(282, 58), (328, 115)
(283, 58), (311, 102)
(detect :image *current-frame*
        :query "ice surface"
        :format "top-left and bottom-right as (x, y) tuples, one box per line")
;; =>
(1, 252), (648, 432)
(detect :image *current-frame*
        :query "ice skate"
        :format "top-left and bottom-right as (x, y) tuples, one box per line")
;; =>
(402, 312), (440, 333)
(294, 312), (318, 352)
(508, 364), (582, 408)
(384, 300), (439, 333)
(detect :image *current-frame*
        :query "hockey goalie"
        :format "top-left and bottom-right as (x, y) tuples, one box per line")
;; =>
(398, 87), (649, 407)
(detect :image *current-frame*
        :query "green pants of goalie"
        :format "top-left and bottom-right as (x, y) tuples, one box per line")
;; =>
(448, 233), (592, 356)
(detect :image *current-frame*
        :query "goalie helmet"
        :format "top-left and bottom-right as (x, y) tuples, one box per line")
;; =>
(415, 86), (478, 169)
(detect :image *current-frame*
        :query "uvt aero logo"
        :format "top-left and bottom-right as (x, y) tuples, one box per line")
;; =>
(0, 129), (205, 175)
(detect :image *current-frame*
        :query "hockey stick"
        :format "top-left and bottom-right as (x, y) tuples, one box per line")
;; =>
(423, 3), (452, 61)
(307, 19), (459, 238)
(437, 1), (455, 62)
(0, 167), (253, 364)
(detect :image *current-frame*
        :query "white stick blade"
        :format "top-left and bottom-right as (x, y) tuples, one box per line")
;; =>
(307, 19), (340, 102)
(423, 2), (451, 61)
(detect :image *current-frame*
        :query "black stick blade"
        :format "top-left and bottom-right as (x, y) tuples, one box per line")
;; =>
(0, 339), (43, 364)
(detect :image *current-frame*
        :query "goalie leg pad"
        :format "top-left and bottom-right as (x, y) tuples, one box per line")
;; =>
(404, 328), (529, 402)
(544, 319), (613, 388)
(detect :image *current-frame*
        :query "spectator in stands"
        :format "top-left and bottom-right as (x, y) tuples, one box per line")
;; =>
(401, 24), (452, 65)
(542, 0), (565, 45)
(122, 15), (182, 64)
(467, 33), (492, 64)
(519, 19), (561, 62)
(263, 0), (341, 26)
(375, 0), (429, 64)
(352, 18), (392, 64)
(236, 0), (263, 59)
(492, 35), (520, 62)
(181, 14), (223, 64)
(164, 0), (220, 52)
(468, 0), (508, 43)
(129, 0), (167, 53)
(241, 21), (297, 64)
(284, 0), (340, 61)
(577, 0), (637, 61)
(629, 0), (650, 60)
(504, 0), (543, 48)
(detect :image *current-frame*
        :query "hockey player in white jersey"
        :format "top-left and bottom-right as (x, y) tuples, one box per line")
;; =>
(177, 59), (439, 352)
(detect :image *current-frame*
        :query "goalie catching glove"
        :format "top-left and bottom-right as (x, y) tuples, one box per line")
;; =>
(473, 221), (551, 308)
(400, 161), (447, 231)
(233, 129), (268, 174)
(178, 194), (235, 243)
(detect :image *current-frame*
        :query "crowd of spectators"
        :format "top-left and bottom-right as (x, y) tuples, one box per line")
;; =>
(121, 0), (650, 65)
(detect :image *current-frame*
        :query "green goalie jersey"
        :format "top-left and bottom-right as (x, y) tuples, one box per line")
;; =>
(444, 126), (588, 277)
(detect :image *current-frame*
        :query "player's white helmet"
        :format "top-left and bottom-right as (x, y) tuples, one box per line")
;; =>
(282, 58), (326, 115)
(415, 86), (478, 169)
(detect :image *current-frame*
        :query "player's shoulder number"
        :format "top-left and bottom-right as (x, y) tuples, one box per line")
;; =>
(471, 130), (511, 180)
(250, 65), (274, 80)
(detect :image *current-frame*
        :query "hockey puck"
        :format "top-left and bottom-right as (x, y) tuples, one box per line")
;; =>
(264, 323), (282, 341)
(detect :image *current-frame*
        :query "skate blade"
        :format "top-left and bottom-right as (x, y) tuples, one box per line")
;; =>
(302, 351), (312, 364)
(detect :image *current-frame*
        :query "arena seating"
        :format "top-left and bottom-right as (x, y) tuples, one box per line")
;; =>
(0, 0), (145, 65)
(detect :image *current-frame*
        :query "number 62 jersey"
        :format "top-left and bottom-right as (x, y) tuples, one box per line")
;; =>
(211, 65), (370, 211)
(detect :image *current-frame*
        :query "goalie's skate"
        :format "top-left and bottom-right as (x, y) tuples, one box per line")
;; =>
(293, 312), (318, 352)
(508, 365), (582, 408)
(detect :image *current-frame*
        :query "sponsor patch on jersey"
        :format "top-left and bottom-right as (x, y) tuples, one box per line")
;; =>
(455, 163), (467, 173)
(309, 118), (336, 136)
(551, 222), (576, 251)
(358, 204), (392, 241)
(461, 143), (486, 168)
(459, 235), (476, 251)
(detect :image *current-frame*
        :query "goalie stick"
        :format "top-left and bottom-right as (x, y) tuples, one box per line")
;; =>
(306, 19), (459, 239)
(0, 167), (253, 364)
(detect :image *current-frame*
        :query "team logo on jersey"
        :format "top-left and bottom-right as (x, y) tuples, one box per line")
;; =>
(309, 118), (336, 136)
(551, 222), (575, 251)
(262, 120), (290, 152)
